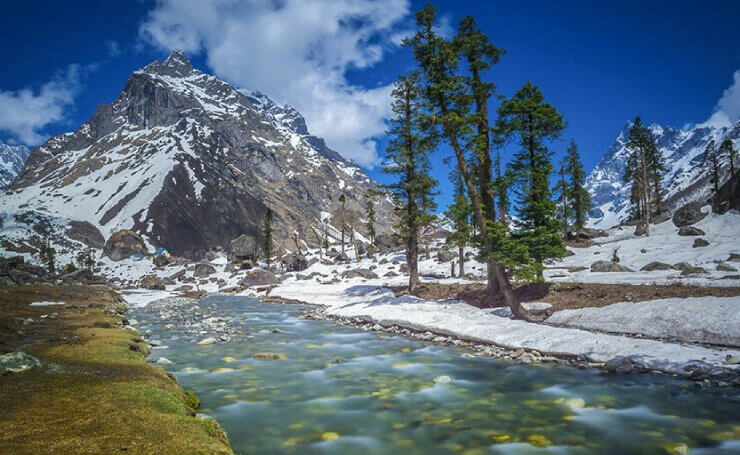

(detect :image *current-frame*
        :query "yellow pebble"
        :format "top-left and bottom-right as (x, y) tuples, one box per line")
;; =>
(222, 356), (237, 363)
(491, 434), (511, 443)
(210, 367), (234, 373)
(527, 434), (553, 447)
(321, 432), (340, 441)
(662, 443), (689, 455)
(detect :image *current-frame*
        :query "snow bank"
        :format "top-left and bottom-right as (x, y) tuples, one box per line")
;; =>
(546, 297), (740, 347)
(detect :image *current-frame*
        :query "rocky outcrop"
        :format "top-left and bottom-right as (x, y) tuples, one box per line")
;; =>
(104, 230), (148, 261)
(590, 260), (634, 272)
(672, 202), (707, 228)
(711, 171), (740, 214)
(239, 269), (280, 287)
(716, 262), (737, 272)
(228, 235), (261, 262)
(140, 275), (166, 290)
(640, 261), (673, 271)
(281, 253), (308, 272)
(193, 263), (216, 277)
(0, 256), (48, 285)
(673, 262), (707, 275)
(66, 221), (105, 249)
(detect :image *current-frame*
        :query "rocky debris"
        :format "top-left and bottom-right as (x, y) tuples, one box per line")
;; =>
(672, 201), (707, 227)
(0, 352), (42, 374)
(140, 275), (166, 290)
(693, 238), (709, 248)
(677, 226), (705, 236)
(60, 269), (94, 284)
(639, 261), (674, 271)
(153, 254), (171, 267)
(239, 269), (280, 287)
(168, 269), (186, 281)
(66, 220), (105, 249)
(399, 263), (409, 274)
(0, 256), (48, 285)
(673, 262), (707, 275)
(104, 230), (148, 261)
(437, 249), (455, 262)
(228, 235), (260, 262)
(634, 222), (647, 236)
(604, 356), (639, 375)
(332, 252), (350, 263)
(590, 260), (633, 272)
(341, 269), (379, 280)
(716, 262), (737, 272)
(281, 253), (308, 272)
(193, 263), (216, 277)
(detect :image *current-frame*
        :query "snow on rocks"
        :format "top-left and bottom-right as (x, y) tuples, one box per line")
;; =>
(546, 297), (740, 347)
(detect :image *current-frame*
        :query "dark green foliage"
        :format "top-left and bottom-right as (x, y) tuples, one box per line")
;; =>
(705, 140), (721, 194)
(263, 208), (273, 268)
(719, 138), (736, 175)
(564, 140), (591, 231)
(382, 71), (438, 289)
(39, 237), (56, 273)
(553, 158), (570, 232)
(623, 117), (664, 233)
(365, 197), (376, 245)
(77, 249), (95, 272)
(498, 82), (566, 275)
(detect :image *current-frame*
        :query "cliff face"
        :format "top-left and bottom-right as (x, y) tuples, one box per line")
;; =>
(5, 51), (394, 259)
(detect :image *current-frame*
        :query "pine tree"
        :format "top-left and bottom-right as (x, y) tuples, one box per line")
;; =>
(719, 138), (736, 176)
(263, 208), (273, 268)
(623, 117), (662, 235)
(382, 71), (437, 291)
(553, 158), (570, 234)
(445, 174), (472, 277)
(564, 139), (591, 231)
(365, 197), (376, 245)
(498, 82), (566, 278)
(41, 238), (56, 273)
(704, 140), (721, 194)
(336, 194), (347, 253)
(406, 5), (530, 317)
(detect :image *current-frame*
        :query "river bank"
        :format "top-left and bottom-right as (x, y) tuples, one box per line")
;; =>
(0, 284), (233, 455)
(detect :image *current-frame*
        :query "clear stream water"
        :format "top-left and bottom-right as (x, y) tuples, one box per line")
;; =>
(130, 295), (739, 455)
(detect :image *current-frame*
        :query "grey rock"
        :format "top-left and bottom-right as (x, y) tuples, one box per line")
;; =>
(104, 230), (148, 261)
(229, 235), (260, 262)
(239, 268), (280, 287)
(634, 222), (647, 236)
(590, 260), (634, 272)
(341, 268), (379, 279)
(281, 253), (308, 272)
(672, 201), (707, 227)
(692, 238), (709, 248)
(66, 220), (105, 249)
(140, 275), (166, 290)
(673, 262), (707, 275)
(437, 249), (456, 262)
(640, 261), (674, 271)
(604, 356), (637, 375)
(716, 262), (737, 272)
(678, 226), (705, 236)
(0, 352), (41, 374)
(193, 263), (216, 277)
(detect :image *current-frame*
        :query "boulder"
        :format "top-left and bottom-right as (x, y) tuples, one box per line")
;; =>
(174, 284), (193, 292)
(634, 222), (647, 236)
(332, 252), (350, 263)
(0, 256), (47, 285)
(590, 260), (634, 272)
(60, 269), (94, 283)
(640, 261), (673, 271)
(693, 238), (709, 248)
(281, 253), (308, 272)
(374, 234), (400, 253)
(140, 275), (166, 290)
(673, 262), (707, 275)
(399, 263), (409, 274)
(716, 262), (737, 272)
(66, 220), (105, 249)
(0, 352), (42, 374)
(604, 356), (638, 375)
(437, 249), (456, 262)
(228, 234), (260, 261)
(341, 268), (379, 279)
(168, 269), (186, 281)
(153, 254), (171, 267)
(239, 268), (280, 287)
(103, 230), (148, 261)
(672, 201), (706, 227)
(677, 226), (705, 236)
(727, 253), (740, 263)
(193, 263), (216, 277)
(710, 170), (740, 215)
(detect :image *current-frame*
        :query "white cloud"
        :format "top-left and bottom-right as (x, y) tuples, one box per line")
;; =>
(106, 40), (121, 57)
(697, 69), (740, 129)
(0, 65), (82, 145)
(139, 0), (412, 167)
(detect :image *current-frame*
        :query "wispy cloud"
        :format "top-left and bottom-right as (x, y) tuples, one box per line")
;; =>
(697, 69), (740, 129)
(139, 0), (413, 167)
(0, 65), (83, 145)
(106, 40), (121, 57)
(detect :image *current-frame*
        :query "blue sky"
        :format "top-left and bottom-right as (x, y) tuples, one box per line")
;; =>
(1, 0), (738, 209)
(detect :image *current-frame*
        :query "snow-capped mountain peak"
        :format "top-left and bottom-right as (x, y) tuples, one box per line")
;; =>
(0, 140), (30, 190)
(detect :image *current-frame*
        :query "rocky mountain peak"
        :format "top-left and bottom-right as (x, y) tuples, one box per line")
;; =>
(140, 49), (195, 78)
(0, 140), (30, 190)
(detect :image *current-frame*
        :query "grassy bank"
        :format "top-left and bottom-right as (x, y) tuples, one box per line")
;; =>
(0, 284), (233, 455)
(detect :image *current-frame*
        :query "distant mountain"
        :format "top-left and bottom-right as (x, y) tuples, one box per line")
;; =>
(0, 140), (30, 190)
(586, 120), (739, 228)
(4, 50), (393, 259)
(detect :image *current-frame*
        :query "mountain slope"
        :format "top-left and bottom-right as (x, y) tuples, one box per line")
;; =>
(586, 120), (739, 228)
(4, 50), (393, 259)
(0, 141), (30, 189)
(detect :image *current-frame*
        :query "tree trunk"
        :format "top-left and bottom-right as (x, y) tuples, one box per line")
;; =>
(458, 245), (465, 277)
(408, 233), (419, 292)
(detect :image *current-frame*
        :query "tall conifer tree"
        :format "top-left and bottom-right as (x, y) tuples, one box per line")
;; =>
(445, 173), (472, 277)
(382, 72), (437, 291)
(564, 139), (591, 231)
(719, 138), (736, 176)
(705, 140), (721, 194)
(623, 117), (662, 235)
(553, 159), (570, 234)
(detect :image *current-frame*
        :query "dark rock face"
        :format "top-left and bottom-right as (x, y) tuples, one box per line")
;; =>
(711, 171), (740, 214)
(590, 260), (634, 272)
(104, 230), (148, 261)
(640, 261), (674, 271)
(7, 51), (394, 260)
(677, 226), (705, 236)
(332, 252), (350, 263)
(0, 256), (48, 285)
(281, 253), (308, 272)
(65, 221), (104, 249)
(672, 202), (707, 227)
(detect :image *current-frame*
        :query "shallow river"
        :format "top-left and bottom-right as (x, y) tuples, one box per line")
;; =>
(130, 295), (739, 454)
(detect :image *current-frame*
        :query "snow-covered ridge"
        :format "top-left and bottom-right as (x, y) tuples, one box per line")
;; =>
(587, 120), (739, 228)
(0, 140), (30, 189)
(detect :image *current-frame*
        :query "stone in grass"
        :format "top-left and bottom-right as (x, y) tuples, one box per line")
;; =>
(0, 352), (42, 374)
